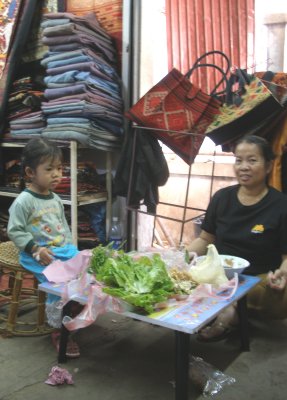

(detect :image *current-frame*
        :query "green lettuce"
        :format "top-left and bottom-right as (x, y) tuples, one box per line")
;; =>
(88, 245), (174, 313)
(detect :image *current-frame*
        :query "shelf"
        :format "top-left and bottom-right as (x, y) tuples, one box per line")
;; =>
(0, 189), (107, 205)
(0, 190), (19, 198)
(0, 139), (77, 148)
(62, 192), (108, 205)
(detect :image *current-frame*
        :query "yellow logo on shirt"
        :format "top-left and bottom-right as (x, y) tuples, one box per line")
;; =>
(251, 224), (264, 234)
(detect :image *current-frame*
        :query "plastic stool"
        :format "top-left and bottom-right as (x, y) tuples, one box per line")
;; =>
(0, 241), (54, 337)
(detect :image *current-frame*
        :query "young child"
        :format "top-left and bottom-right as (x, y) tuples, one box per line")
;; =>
(7, 137), (80, 357)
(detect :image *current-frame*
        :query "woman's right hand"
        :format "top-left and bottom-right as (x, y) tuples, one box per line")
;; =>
(187, 251), (198, 265)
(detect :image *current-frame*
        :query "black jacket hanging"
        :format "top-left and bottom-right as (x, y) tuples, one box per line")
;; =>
(113, 128), (169, 214)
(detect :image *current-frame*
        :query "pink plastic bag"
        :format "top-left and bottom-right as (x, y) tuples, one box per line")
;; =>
(63, 281), (125, 331)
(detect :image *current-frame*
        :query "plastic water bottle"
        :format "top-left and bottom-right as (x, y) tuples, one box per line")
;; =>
(108, 217), (122, 249)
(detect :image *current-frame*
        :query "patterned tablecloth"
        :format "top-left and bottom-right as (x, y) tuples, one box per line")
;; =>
(39, 274), (260, 334)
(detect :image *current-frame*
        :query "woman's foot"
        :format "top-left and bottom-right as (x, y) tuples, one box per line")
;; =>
(51, 332), (80, 358)
(198, 305), (239, 342)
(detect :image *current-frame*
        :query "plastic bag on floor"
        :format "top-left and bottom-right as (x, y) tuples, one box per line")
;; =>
(189, 356), (236, 397)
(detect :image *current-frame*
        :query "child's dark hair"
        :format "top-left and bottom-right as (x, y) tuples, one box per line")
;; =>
(20, 138), (63, 191)
(234, 135), (275, 162)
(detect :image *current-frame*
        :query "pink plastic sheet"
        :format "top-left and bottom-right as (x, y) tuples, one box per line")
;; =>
(63, 280), (124, 331)
(43, 250), (239, 332)
(43, 249), (92, 283)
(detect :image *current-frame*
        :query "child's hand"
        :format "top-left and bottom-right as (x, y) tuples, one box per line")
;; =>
(33, 247), (55, 266)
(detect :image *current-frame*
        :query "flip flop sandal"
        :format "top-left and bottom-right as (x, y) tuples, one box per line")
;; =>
(51, 332), (80, 358)
(197, 321), (237, 342)
(66, 339), (80, 358)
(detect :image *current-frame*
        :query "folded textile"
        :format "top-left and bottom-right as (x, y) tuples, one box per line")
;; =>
(10, 122), (45, 129)
(11, 128), (43, 135)
(46, 61), (115, 82)
(48, 43), (81, 52)
(42, 123), (122, 143)
(43, 12), (110, 40)
(43, 70), (120, 96)
(42, 22), (112, 47)
(41, 18), (71, 29)
(41, 50), (87, 66)
(41, 33), (115, 64)
(43, 54), (90, 68)
(10, 112), (45, 126)
(44, 83), (86, 99)
(41, 48), (116, 75)
(46, 116), (90, 124)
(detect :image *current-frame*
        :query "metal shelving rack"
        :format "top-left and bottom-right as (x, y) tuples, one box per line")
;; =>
(0, 140), (112, 246)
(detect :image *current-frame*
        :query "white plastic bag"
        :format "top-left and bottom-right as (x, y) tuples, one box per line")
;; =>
(189, 356), (236, 397)
(189, 244), (228, 286)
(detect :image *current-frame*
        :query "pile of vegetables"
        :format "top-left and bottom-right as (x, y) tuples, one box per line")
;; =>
(88, 244), (175, 314)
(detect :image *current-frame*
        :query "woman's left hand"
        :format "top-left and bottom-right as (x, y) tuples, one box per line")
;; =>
(267, 256), (287, 290)
(267, 269), (287, 290)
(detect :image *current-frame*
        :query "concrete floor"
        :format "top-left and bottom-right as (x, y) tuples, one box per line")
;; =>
(1, 311), (287, 400)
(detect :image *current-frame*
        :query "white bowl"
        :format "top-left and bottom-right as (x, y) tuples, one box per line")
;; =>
(220, 255), (250, 278)
(195, 255), (250, 279)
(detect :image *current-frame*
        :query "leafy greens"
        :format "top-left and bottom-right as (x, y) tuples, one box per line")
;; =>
(88, 244), (175, 314)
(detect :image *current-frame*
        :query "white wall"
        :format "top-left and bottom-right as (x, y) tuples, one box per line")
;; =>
(255, 0), (287, 71)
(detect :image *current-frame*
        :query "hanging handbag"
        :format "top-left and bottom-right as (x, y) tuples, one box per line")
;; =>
(125, 51), (230, 165)
(206, 70), (287, 146)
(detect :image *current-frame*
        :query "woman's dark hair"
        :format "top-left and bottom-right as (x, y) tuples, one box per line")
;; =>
(234, 135), (275, 162)
(20, 138), (63, 191)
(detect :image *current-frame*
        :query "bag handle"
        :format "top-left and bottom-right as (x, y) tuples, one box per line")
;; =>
(188, 50), (231, 76)
(226, 68), (252, 105)
(186, 50), (231, 97)
(186, 63), (229, 100)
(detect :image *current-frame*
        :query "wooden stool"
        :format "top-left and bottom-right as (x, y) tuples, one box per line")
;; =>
(0, 241), (54, 337)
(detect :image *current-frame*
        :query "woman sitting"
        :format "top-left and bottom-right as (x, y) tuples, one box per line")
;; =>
(187, 134), (287, 341)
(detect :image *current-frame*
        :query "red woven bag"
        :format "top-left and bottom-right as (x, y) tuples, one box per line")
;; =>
(125, 51), (229, 164)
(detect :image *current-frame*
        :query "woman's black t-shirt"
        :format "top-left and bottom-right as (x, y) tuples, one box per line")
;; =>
(201, 184), (287, 275)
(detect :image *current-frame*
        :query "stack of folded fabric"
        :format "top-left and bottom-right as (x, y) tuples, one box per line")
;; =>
(0, 210), (9, 242)
(53, 161), (106, 198)
(4, 0), (56, 140)
(77, 208), (101, 249)
(64, 208), (102, 250)
(6, 77), (46, 139)
(1, 154), (21, 190)
(40, 11), (123, 151)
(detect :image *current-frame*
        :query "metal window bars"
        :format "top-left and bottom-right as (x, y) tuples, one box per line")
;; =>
(126, 125), (217, 248)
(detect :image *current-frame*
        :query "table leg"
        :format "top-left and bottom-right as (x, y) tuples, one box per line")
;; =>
(57, 301), (72, 363)
(174, 331), (190, 400)
(237, 295), (250, 351)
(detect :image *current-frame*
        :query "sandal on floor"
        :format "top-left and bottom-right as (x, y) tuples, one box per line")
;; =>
(197, 321), (237, 342)
(66, 338), (80, 358)
(51, 332), (80, 358)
